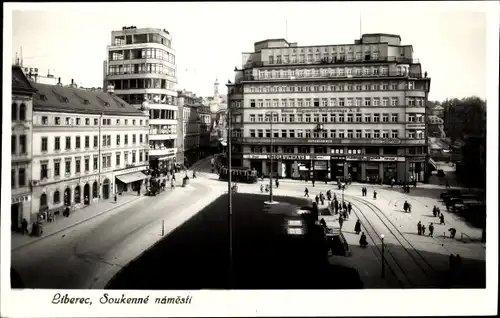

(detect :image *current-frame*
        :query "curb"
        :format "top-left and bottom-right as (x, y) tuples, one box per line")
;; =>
(11, 196), (145, 251)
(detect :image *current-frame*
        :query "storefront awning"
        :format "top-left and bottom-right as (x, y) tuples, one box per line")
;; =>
(428, 157), (438, 171)
(158, 155), (175, 161)
(116, 172), (148, 184)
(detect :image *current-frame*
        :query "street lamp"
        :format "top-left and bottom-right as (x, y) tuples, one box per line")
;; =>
(265, 111), (279, 205)
(380, 234), (385, 278)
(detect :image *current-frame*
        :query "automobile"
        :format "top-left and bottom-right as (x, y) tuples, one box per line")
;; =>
(437, 169), (445, 177)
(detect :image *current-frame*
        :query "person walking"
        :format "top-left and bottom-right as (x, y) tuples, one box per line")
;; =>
(404, 201), (410, 213)
(21, 218), (29, 235)
(433, 205), (437, 217)
(421, 224), (426, 235)
(440, 213), (445, 225)
(359, 232), (368, 248)
(448, 227), (457, 239)
(312, 179), (315, 187)
(315, 194), (320, 205)
(304, 187), (309, 197)
(348, 202), (352, 216)
(436, 207), (441, 217)
(417, 221), (422, 235)
(354, 219), (362, 234)
(338, 215), (344, 230)
(373, 190), (377, 199)
(429, 223), (434, 237)
(320, 193), (325, 205)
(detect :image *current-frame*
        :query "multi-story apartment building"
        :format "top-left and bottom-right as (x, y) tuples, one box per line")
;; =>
(177, 90), (213, 166)
(227, 34), (431, 183)
(11, 66), (36, 231)
(103, 26), (179, 172)
(30, 81), (149, 217)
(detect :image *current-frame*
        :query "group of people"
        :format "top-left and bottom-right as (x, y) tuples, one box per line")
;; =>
(361, 187), (377, 199)
(417, 208), (446, 237)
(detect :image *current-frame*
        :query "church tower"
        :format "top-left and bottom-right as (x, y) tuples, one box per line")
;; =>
(214, 78), (219, 97)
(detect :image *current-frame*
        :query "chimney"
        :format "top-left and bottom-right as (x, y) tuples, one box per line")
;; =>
(57, 77), (62, 86)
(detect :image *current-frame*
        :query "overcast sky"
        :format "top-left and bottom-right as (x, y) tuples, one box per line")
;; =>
(6, 2), (495, 101)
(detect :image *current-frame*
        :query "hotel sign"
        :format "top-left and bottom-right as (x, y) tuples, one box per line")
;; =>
(296, 108), (361, 113)
(346, 156), (405, 162)
(406, 124), (426, 129)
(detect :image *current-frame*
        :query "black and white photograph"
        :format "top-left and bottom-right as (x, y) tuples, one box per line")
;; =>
(2, 1), (498, 317)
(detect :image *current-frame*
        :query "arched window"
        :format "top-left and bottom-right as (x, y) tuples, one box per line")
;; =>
(19, 103), (27, 121)
(53, 190), (60, 204)
(92, 181), (98, 198)
(75, 186), (81, 203)
(40, 193), (48, 207)
(12, 103), (18, 121)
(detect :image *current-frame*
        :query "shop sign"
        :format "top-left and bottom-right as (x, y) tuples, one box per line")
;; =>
(243, 154), (268, 159)
(114, 165), (147, 176)
(296, 108), (361, 113)
(346, 156), (405, 162)
(406, 124), (426, 129)
(281, 109), (295, 113)
(331, 156), (346, 160)
(269, 154), (311, 160)
(314, 155), (331, 160)
(78, 176), (98, 184)
(307, 139), (332, 144)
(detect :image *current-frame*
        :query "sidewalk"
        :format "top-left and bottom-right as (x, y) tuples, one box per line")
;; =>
(11, 193), (146, 250)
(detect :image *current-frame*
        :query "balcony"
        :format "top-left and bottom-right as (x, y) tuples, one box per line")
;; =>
(149, 147), (177, 157)
(241, 70), (425, 82)
(149, 133), (177, 140)
(246, 56), (419, 68)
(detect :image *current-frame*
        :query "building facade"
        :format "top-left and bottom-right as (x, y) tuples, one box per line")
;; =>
(30, 82), (149, 219)
(227, 34), (431, 183)
(103, 26), (179, 172)
(177, 90), (213, 166)
(11, 66), (36, 231)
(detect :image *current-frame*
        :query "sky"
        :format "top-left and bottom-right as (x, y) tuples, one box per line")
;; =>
(7, 2), (495, 101)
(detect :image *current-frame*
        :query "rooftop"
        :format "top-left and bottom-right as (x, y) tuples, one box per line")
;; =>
(32, 82), (145, 116)
(12, 66), (36, 94)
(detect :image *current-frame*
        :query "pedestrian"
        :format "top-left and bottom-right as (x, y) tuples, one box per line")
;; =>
(312, 179), (315, 187)
(359, 232), (368, 248)
(114, 194), (117, 203)
(440, 213), (445, 225)
(373, 190), (377, 199)
(408, 203), (412, 213)
(327, 190), (332, 201)
(417, 221), (422, 235)
(404, 201), (409, 213)
(343, 201), (347, 211)
(436, 207), (441, 217)
(275, 178), (279, 188)
(348, 202), (352, 215)
(421, 224), (426, 235)
(448, 227), (457, 239)
(21, 218), (28, 235)
(338, 215), (344, 230)
(354, 219), (362, 234)
(433, 206), (437, 217)
(315, 194), (320, 205)
(137, 187), (140, 196)
(333, 193), (337, 201)
(429, 223), (434, 237)
(320, 193), (325, 205)
(192, 170), (197, 178)
(304, 187), (309, 197)
(312, 202), (319, 222)
(260, 184), (264, 193)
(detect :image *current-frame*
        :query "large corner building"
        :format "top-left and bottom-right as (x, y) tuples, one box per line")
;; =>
(227, 34), (431, 183)
(103, 26), (179, 172)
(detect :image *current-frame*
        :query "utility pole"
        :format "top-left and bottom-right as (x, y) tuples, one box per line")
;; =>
(227, 90), (233, 288)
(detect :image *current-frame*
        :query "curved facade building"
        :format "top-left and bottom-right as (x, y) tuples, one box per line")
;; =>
(104, 26), (178, 171)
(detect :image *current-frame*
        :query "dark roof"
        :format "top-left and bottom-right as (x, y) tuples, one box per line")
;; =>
(12, 66), (36, 94)
(362, 33), (401, 40)
(32, 83), (145, 116)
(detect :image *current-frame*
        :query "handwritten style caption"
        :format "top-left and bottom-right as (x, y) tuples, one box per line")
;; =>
(51, 293), (193, 306)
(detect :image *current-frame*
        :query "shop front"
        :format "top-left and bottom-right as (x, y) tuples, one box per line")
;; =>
(330, 156), (346, 181)
(115, 167), (148, 194)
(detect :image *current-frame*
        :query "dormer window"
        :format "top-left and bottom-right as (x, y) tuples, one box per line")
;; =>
(37, 93), (48, 101)
(52, 89), (69, 103)
(83, 99), (90, 105)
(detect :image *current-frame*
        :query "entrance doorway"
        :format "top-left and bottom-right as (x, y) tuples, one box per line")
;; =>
(11, 203), (21, 231)
(102, 178), (110, 200)
(84, 184), (90, 205)
(64, 188), (71, 206)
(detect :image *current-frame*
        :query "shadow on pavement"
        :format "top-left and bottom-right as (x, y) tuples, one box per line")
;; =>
(106, 193), (364, 290)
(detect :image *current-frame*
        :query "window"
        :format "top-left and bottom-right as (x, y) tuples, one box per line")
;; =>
(382, 98), (389, 106)
(65, 160), (71, 176)
(125, 135), (128, 145)
(11, 136), (16, 154)
(54, 161), (60, 177)
(93, 136), (98, 148)
(83, 136), (89, 148)
(382, 131), (389, 138)
(313, 114), (320, 123)
(65, 117), (71, 125)
(18, 168), (25, 187)
(355, 114), (362, 122)
(364, 114), (371, 123)
(305, 130), (311, 138)
(19, 104), (26, 121)
(364, 98), (371, 106)
(41, 137), (48, 152)
(76, 136), (81, 149)
(249, 129), (256, 138)
(382, 114), (389, 122)
(373, 98), (379, 106)
(12, 103), (18, 121)
(93, 156), (98, 170)
(391, 130), (399, 138)
(408, 114), (416, 122)
(374, 130), (380, 138)
(132, 152), (136, 163)
(347, 114), (353, 123)
(55, 117), (61, 125)
(85, 118), (90, 125)
(391, 114), (398, 122)
(65, 136), (71, 150)
(140, 134), (143, 143)
(281, 130), (287, 138)
(133, 134), (136, 144)
(339, 98), (345, 106)
(409, 131), (416, 139)
(94, 118), (98, 125)
(347, 130), (354, 138)
(139, 151), (143, 162)
(41, 162), (48, 179)
(54, 191), (60, 204)
(374, 114), (380, 123)
(75, 158), (81, 173)
(338, 115), (345, 123)
(338, 131), (345, 138)
(356, 130), (362, 138)
(391, 98), (398, 106)
(42, 116), (49, 125)
(365, 130), (372, 139)
(289, 114), (295, 123)
(305, 114), (311, 123)
(85, 158), (90, 172)
(330, 130), (336, 138)
(322, 114), (328, 123)
(258, 114), (264, 122)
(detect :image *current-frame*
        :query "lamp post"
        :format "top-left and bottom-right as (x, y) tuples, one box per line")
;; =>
(265, 111), (279, 205)
(380, 234), (385, 278)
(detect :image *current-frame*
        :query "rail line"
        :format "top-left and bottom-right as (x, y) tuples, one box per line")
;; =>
(344, 194), (440, 288)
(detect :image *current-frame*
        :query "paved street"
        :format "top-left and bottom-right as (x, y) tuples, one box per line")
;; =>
(11, 174), (222, 289)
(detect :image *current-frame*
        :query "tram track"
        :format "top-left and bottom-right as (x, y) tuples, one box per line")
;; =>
(344, 194), (441, 288)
